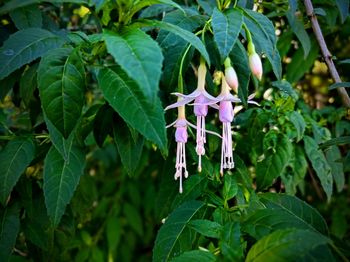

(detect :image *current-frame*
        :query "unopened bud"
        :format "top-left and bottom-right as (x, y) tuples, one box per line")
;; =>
(225, 66), (238, 93)
(213, 70), (222, 85)
(249, 53), (263, 81)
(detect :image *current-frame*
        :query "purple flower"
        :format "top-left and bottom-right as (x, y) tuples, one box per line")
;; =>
(165, 61), (218, 172)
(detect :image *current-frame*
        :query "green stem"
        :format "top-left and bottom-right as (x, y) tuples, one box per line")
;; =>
(177, 44), (193, 93)
(330, 242), (349, 262)
(242, 23), (255, 54)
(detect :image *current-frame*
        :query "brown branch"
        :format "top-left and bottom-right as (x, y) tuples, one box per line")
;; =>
(303, 0), (350, 108)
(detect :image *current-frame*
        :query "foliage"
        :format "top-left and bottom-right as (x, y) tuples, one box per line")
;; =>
(0, 0), (349, 261)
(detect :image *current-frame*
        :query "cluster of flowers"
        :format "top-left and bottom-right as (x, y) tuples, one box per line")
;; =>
(166, 44), (262, 193)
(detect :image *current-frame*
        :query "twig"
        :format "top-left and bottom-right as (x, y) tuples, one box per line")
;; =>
(303, 0), (350, 108)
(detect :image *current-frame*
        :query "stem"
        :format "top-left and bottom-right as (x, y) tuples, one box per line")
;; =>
(242, 23), (255, 54)
(303, 0), (350, 108)
(177, 44), (193, 93)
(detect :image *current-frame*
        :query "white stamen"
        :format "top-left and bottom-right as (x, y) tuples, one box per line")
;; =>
(175, 142), (187, 193)
(220, 122), (234, 175)
(196, 116), (206, 172)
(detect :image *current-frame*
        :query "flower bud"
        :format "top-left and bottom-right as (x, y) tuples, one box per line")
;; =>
(249, 53), (263, 81)
(225, 66), (238, 93)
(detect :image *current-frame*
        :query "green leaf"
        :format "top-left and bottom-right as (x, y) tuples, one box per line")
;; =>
(286, 8), (310, 57)
(0, 138), (35, 205)
(171, 175), (207, 210)
(325, 146), (344, 192)
(124, 203), (143, 236)
(157, 10), (205, 88)
(0, 205), (20, 261)
(288, 111), (306, 142)
(329, 82), (350, 90)
(38, 47), (85, 138)
(319, 136), (350, 148)
(20, 63), (38, 106)
(97, 66), (167, 152)
(220, 222), (243, 260)
(246, 229), (330, 262)
(170, 250), (216, 262)
(0, 0), (89, 15)
(113, 119), (144, 176)
(242, 9), (282, 79)
(0, 28), (66, 80)
(130, 0), (183, 15)
(230, 42), (250, 106)
(134, 19), (210, 66)
(335, 0), (349, 23)
(104, 28), (163, 101)
(243, 193), (329, 239)
(223, 175), (238, 201)
(212, 8), (243, 62)
(256, 135), (293, 190)
(153, 200), (205, 262)
(339, 58), (350, 64)
(43, 145), (85, 227)
(9, 5), (42, 30)
(188, 219), (222, 238)
(106, 216), (122, 253)
(93, 104), (114, 147)
(304, 136), (333, 201)
(271, 80), (299, 100)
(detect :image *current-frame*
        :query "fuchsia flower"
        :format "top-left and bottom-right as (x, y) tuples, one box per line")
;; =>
(165, 61), (218, 172)
(214, 76), (258, 175)
(224, 57), (239, 93)
(166, 104), (189, 193)
(249, 53), (263, 81)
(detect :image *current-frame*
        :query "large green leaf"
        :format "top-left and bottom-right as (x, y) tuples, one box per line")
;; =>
(130, 0), (183, 16)
(271, 80), (299, 101)
(304, 136), (333, 201)
(288, 111), (306, 142)
(0, 28), (66, 80)
(97, 66), (167, 152)
(157, 10), (205, 88)
(9, 4), (42, 30)
(134, 19), (210, 66)
(246, 229), (331, 262)
(242, 9), (281, 80)
(170, 250), (216, 262)
(153, 200), (205, 262)
(219, 222), (243, 260)
(243, 193), (329, 239)
(104, 29), (163, 101)
(0, 138), (35, 205)
(19, 63), (38, 106)
(113, 119), (144, 176)
(43, 145), (85, 227)
(336, 0), (349, 23)
(325, 145), (344, 192)
(0, 0), (89, 15)
(38, 47), (85, 138)
(256, 135), (293, 190)
(188, 219), (222, 238)
(0, 205), (20, 261)
(212, 8), (243, 62)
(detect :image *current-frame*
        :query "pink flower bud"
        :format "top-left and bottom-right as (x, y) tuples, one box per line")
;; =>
(194, 94), (208, 116)
(249, 53), (263, 81)
(225, 67), (238, 93)
(219, 101), (234, 123)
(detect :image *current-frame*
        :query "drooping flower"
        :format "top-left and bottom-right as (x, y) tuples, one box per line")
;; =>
(165, 59), (218, 172)
(166, 103), (189, 193)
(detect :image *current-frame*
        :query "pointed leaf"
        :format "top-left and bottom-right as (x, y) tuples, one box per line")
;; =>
(43, 145), (85, 226)
(325, 145), (344, 192)
(153, 200), (205, 262)
(104, 28), (163, 100)
(189, 219), (222, 238)
(170, 250), (216, 262)
(0, 137), (35, 205)
(288, 111), (306, 142)
(113, 119), (144, 176)
(212, 7), (243, 62)
(0, 28), (66, 80)
(97, 66), (167, 152)
(9, 5), (42, 30)
(134, 19), (210, 66)
(246, 229), (331, 262)
(38, 47), (85, 138)
(243, 193), (329, 239)
(256, 135), (293, 190)
(304, 136), (333, 201)
(20, 63), (38, 106)
(0, 205), (20, 261)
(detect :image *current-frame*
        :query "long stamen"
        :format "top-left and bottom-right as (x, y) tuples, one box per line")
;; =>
(221, 122), (234, 175)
